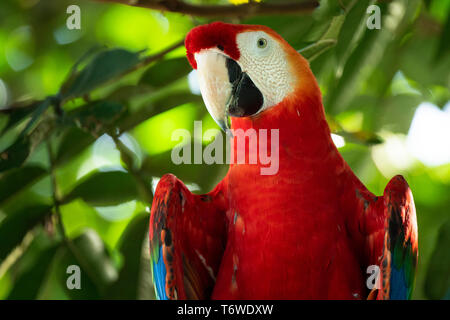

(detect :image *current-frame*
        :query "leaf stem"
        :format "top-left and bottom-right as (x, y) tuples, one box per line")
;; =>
(112, 134), (154, 204)
(46, 140), (67, 240)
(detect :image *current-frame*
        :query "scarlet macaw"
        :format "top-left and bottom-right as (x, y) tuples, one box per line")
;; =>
(149, 22), (418, 300)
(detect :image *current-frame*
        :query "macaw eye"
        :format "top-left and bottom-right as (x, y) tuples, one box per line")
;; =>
(257, 38), (267, 49)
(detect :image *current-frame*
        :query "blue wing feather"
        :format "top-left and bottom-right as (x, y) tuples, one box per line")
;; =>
(152, 246), (168, 300)
(389, 263), (408, 300)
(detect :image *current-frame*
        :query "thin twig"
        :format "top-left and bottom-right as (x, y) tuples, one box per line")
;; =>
(135, 38), (185, 71)
(112, 134), (154, 204)
(0, 231), (35, 279)
(46, 140), (67, 239)
(94, 0), (319, 17)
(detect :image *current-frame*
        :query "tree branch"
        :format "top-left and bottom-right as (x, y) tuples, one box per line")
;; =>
(95, 0), (319, 17)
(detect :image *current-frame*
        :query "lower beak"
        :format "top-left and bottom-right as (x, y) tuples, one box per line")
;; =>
(195, 51), (263, 135)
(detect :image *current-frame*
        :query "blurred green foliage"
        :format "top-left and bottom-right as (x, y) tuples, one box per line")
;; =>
(0, 0), (449, 300)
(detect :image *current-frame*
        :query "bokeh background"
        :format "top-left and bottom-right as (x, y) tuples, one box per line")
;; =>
(0, 0), (449, 300)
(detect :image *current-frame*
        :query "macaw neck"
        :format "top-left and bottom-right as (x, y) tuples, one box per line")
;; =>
(229, 92), (338, 166)
(223, 90), (373, 235)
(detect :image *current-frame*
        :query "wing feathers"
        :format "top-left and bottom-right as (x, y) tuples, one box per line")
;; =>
(363, 175), (418, 300)
(149, 174), (227, 300)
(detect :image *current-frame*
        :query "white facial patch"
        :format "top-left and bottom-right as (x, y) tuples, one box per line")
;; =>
(235, 31), (295, 113)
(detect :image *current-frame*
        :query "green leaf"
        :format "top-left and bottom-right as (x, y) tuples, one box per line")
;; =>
(139, 57), (191, 88)
(325, 0), (420, 114)
(68, 230), (118, 292)
(312, 0), (344, 21)
(324, 26), (381, 114)
(55, 127), (95, 167)
(60, 49), (143, 100)
(299, 39), (337, 62)
(299, 14), (344, 61)
(401, 35), (450, 88)
(107, 213), (150, 299)
(106, 85), (152, 104)
(53, 101), (125, 167)
(52, 230), (118, 299)
(63, 170), (139, 206)
(7, 244), (59, 299)
(53, 244), (101, 299)
(119, 91), (203, 132)
(0, 205), (52, 263)
(0, 101), (39, 135)
(68, 100), (125, 136)
(335, 0), (374, 65)
(19, 98), (52, 137)
(0, 165), (47, 205)
(425, 219), (450, 299)
(375, 94), (422, 133)
(0, 137), (30, 173)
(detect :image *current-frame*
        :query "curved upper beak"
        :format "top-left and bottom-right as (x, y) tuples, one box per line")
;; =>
(195, 50), (233, 136)
(194, 50), (264, 136)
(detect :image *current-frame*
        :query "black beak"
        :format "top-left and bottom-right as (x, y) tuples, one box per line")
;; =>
(225, 58), (264, 117)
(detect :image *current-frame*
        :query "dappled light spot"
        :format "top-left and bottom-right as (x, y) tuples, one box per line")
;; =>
(5, 26), (34, 71)
(53, 25), (83, 45)
(407, 102), (450, 167)
(331, 134), (345, 148)
(95, 200), (137, 222)
(96, 6), (192, 53)
(133, 103), (198, 155)
(372, 133), (415, 178)
(76, 133), (141, 179)
(188, 70), (201, 95)
(391, 71), (421, 96)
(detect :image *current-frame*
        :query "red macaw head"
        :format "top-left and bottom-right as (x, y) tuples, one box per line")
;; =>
(185, 22), (319, 133)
